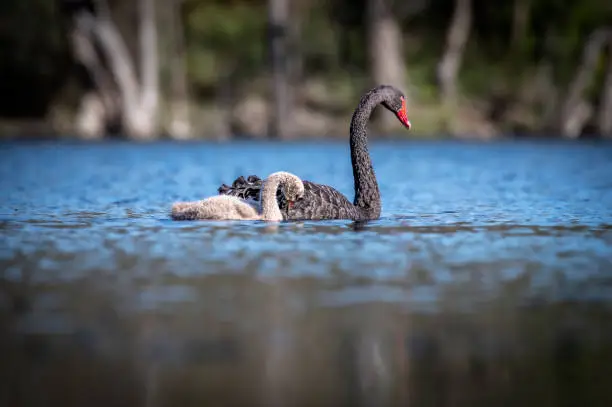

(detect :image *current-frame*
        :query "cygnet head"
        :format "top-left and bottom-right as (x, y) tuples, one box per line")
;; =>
(284, 179), (305, 209)
(269, 171), (305, 209)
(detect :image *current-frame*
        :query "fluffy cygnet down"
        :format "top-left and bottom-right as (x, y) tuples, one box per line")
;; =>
(170, 171), (304, 221)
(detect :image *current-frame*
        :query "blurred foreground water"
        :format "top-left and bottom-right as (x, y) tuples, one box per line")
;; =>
(1, 139), (612, 407)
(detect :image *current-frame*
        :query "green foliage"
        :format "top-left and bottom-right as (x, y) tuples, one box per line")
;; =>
(185, 1), (267, 87)
(300, 7), (343, 74)
(530, 0), (611, 82)
(1, 0), (612, 136)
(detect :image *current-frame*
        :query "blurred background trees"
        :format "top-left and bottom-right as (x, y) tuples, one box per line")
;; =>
(0, 0), (611, 139)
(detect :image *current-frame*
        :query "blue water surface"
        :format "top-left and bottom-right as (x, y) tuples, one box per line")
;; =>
(1, 139), (612, 407)
(1, 140), (611, 291)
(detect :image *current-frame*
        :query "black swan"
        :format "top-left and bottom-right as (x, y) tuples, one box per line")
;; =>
(171, 171), (304, 221)
(217, 85), (411, 221)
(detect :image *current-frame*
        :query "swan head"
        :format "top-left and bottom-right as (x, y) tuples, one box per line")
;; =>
(380, 86), (412, 130)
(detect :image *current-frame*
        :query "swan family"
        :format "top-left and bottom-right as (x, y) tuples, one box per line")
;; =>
(170, 84), (411, 221)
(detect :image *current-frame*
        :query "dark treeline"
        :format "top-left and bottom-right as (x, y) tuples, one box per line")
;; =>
(1, 0), (611, 140)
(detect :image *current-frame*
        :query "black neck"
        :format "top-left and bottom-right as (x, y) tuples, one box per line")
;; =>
(349, 88), (384, 216)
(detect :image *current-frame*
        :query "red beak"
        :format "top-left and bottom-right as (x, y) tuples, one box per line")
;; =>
(396, 97), (411, 130)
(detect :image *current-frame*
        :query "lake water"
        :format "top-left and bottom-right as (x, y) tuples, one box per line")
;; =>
(1, 139), (612, 407)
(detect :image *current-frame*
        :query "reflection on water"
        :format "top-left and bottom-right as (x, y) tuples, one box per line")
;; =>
(1, 140), (612, 406)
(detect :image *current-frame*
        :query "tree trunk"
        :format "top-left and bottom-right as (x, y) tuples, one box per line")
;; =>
(167, 0), (192, 139)
(287, 0), (304, 95)
(268, 0), (292, 139)
(437, 0), (472, 105)
(133, 0), (159, 139)
(74, 92), (106, 139)
(367, 0), (408, 131)
(535, 61), (559, 129)
(70, 11), (116, 138)
(511, 0), (530, 52)
(66, 0), (160, 139)
(92, 0), (143, 135)
(560, 28), (611, 138)
(597, 43), (612, 137)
